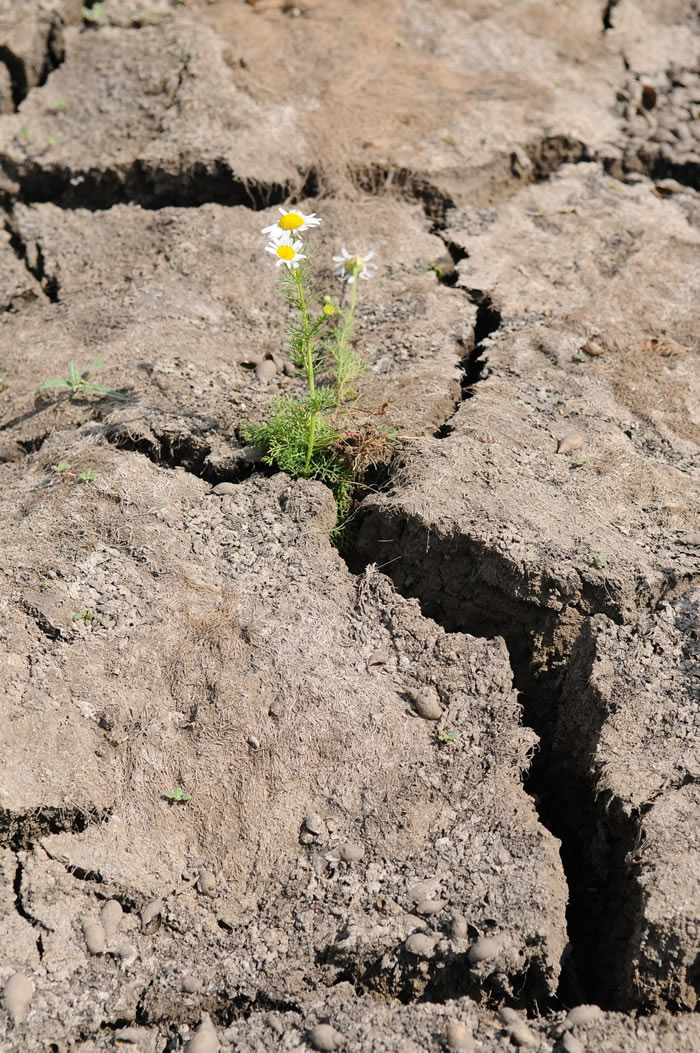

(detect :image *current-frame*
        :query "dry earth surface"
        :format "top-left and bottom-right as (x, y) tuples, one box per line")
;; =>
(0, 0), (698, 1051)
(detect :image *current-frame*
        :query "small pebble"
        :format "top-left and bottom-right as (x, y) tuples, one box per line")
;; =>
(110, 942), (137, 966)
(581, 340), (603, 357)
(197, 869), (217, 898)
(309, 1023), (345, 1051)
(141, 898), (163, 934)
(405, 932), (436, 957)
(367, 649), (389, 670)
(416, 898), (445, 915)
(338, 842), (364, 863)
(184, 1012), (219, 1053)
(114, 1027), (151, 1045)
(100, 899), (123, 939)
(255, 359), (278, 383)
(211, 482), (237, 495)
(565, 1004), (603, 1029)
(557, 433), (584, 454)
(451, 913), (468, 939)
(468, 936), (499, 964)
(445, 1020), (473, 1051)
(304, 811), (324, 835)
(499, 1008), (522, 1026)
(83, 920), (106, 955)
(508, 1021), (538, 1047)
(182, 974), (203, 994)
(408, 878), (441, 904)
(2, 972), (34, 1024)
(407, 686), (443, 720)
(560, 1033), (585, 1053)
(469, 939), (496, 964)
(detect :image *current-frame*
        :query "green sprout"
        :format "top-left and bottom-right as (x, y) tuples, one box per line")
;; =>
(164, 787), (191, 803)
(78, 470), (97, 483)
(436, 729), (456, 745)
(82, 3), (106, 24)
(573, 455), (588, 467)
(41, 358), (124, 400)
(72, 609), (94, 623)
(0, 372), (7, 391)
(593, 553), (608, 568)
(50, 460), (73, 476)
(50, 99), (69, 112)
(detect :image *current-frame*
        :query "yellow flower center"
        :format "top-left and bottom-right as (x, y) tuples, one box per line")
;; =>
(276, 245), (295, 260)
(344, 255), (364, 274)
(279, 213), (304, 231)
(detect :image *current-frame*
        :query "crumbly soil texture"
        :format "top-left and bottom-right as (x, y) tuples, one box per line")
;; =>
(1, 1), (699, 1051)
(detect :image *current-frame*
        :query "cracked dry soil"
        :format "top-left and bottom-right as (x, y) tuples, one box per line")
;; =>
(0, 1), (699, 1051)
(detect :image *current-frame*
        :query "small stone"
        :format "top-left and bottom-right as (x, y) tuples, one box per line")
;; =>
(415, 898), (445, 915)
(405, 932), (436, 957)
(211, 482), (237, 495)
(338, 842), (364, 863)
(114, 1027), (152, 1045)
(407, 686), (443, 720)
(565, 1005), (603, 1029)
(367, 649), (390, 670)
(83, 919), (106, 955)
(182, 974), (203, 994)
(304, 811), (324, 835)
(451, 914), (468, 939)
(309, 1023), (345, 1050)
(100, 899), (123, 939)
(141, 898), (163, 934)
(255, 359), (278, 383)
(508, 1021), (538, 1047)
(445, 1020), (473, 1051)
(557, 433), (584, 454)
(409, 878), (441, 904)
(2, 972), (34, 1024)
(581, 340), (603, 357)
(560, 1034), (585, 1053)
(467, 936), (499, 964)
(184, 1012), (219, 1053)
(499, 1008), (522, 1026)
(110, 942), (137, 966)
(197, 869), (217, 898)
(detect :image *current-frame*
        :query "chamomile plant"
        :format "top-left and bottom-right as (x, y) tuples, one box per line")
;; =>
(242, 209), (386, 532)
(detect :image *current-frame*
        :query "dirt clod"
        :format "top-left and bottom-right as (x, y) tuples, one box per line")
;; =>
(309, 1023), (345, 1051)
(2, 973), (34, 1024)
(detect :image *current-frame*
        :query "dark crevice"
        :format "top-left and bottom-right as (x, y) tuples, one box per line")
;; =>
(13, 857), (52, 937)
(4, 216), (59, 302)
(103, 420), (260, 485)
(0, 47), (28, 110)
(602, 150), (700, 193)
(2, 157), (312, 212)
(602, 0), (619, 32)
(348, 511), (665, 1012)
(521, 136), (591, 182)
(352, 164), (455, 227)
(134, 985), (302, 1032)
(0, 804), (110, 851)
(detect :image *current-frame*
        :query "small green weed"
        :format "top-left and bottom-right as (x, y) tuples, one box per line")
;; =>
(82, 3), (106, 24)
(50, 460), (73, 476)
(41, 358), (124, 400)
(593, 553), (608, 568)
(50, 99), (69, 112)
(435, 729), (456, 745)
(573, 455), (588, 467)
(164, 787), (191, 803)
(72, 609), (94, 623)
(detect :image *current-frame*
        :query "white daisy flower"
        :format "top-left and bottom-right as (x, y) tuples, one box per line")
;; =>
(265, 232), (306, 269)
(332, 248), (376, 283)
(261, 208), (322, 239)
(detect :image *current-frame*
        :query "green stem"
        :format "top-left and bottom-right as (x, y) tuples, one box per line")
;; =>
(294, 268), (314, 396)
(294, 268), (318, 474)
